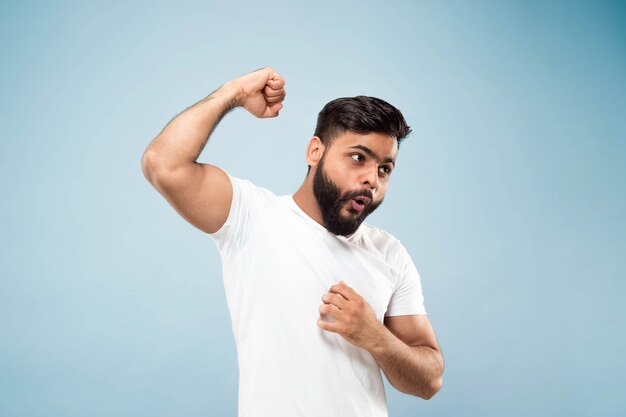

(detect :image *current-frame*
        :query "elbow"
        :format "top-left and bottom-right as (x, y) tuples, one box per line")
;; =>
(420, 376), (442, 400)
(415, 356), (444, 400)
(395, 375), (442, 400)
(141, 142), (191, 187)
(420, 349), (444, 400)
(141, 148), (194, 196)
(141, 147), (172, 186)
(141, 148), (158, 184)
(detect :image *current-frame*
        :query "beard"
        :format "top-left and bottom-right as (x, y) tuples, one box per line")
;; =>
(312, 157), (383, 236)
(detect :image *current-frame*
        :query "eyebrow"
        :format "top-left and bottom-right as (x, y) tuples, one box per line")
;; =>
(349, 145), (396, 167)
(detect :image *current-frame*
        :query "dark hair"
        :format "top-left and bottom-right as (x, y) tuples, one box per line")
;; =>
(314, 96), (412, 148)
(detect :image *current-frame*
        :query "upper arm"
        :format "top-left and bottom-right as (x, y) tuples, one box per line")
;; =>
(145, 161), (233, 234)
(384, 314), (441, 352)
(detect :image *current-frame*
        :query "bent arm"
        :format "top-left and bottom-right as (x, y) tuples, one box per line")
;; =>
(318, 283), (444, 400)
(140, 67), (285, 234)
(371, 315), (444, 399)
(143, 82), (240, 173)
(141, 82), (240, 233)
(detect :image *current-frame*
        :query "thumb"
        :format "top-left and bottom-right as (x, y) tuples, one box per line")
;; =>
(267, 102), (283, 117)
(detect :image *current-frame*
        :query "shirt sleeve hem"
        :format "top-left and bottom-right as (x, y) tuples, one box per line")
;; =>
(384, 307), (428, 317)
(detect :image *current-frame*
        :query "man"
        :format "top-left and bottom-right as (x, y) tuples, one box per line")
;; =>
(141, 67), (444, 417)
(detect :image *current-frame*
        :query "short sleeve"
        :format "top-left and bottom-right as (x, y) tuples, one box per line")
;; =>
(209, 172), (272, 258)
(385, 244), (427, 316)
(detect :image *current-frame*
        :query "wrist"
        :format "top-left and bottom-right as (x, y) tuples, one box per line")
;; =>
(363, 321), (394, 355)
(215, 79), (245, 109)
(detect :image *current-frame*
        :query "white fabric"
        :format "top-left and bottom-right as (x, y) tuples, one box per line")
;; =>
(210, 173), (427, 417)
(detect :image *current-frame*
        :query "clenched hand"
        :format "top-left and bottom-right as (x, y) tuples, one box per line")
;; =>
(231, 67), (286, 118)
(317, 281), (385, 350)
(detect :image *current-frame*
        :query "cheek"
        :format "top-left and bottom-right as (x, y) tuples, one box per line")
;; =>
(328, 165), (353, 186)
(375, 187), (388, 201)
(335, 161), (354, 176)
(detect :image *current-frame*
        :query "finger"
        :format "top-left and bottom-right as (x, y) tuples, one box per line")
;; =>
(329, 281), (354, 300)
(317, 317), (338, 333)
(318, 303), (340, 317)
(264, 84), (284, 97)
(264, 91), (285, 103)
(322, 293), (346, 309)
(265, 92), (285, 104)
(267, 74), (285, 89)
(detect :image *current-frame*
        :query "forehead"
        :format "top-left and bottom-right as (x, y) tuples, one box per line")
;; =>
(330, 131), (398, 159)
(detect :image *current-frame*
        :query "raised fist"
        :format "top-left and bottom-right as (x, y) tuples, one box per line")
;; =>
(232, 67), (286, 118)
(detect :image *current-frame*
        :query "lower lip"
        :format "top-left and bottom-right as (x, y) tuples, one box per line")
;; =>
(350, 199), (365, 212)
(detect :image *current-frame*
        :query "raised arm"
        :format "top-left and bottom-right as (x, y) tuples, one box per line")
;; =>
(141, 67), (286, 233)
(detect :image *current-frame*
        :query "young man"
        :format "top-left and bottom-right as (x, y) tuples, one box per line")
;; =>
(141, 67), (444, 417)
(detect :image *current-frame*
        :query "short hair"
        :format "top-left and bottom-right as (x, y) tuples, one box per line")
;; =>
(313, 96), (412, 148)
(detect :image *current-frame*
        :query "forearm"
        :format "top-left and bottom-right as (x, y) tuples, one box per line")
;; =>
(369, 325), (443, 399)
(143, 80), (242, 173)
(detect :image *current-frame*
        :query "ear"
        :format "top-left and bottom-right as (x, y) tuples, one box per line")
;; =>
(305, 136), (325, 167)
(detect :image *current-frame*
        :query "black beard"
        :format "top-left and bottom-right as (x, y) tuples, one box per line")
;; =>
(312, 158), (383, 236)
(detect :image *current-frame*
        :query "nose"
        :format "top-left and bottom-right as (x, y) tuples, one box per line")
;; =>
(360, 165), (379, 190)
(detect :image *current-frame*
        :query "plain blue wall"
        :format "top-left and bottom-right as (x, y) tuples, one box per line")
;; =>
(1, 1), (624, 416)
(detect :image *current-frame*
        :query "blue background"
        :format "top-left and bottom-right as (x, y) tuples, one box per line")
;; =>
(1, 1), (625, 416)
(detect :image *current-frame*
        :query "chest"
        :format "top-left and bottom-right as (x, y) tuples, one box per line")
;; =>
(240, 204), (396, 320)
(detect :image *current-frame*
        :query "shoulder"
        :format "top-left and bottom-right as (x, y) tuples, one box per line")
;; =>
(229, 174), (276, 198)
(209, 173), (278, 255)
(226, 173), (277, 208)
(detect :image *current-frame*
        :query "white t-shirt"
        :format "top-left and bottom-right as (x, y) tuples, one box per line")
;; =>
(210, 173), (427, 417)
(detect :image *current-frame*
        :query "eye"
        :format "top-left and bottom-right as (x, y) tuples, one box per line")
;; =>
(350, 153), (364, 162)
(379, 166), (392, 177)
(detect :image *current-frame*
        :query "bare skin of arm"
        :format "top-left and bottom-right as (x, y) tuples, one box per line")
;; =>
(318, 282), (444, 399)
(141, 67), (286, 233)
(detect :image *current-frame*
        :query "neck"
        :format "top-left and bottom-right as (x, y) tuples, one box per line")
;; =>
(292, 174), (325, 227)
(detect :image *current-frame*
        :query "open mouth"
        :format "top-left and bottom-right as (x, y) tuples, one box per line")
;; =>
(350, 196), (371, 212)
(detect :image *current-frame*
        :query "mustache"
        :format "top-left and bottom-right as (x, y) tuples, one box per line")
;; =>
(340, 189), (373, 202)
